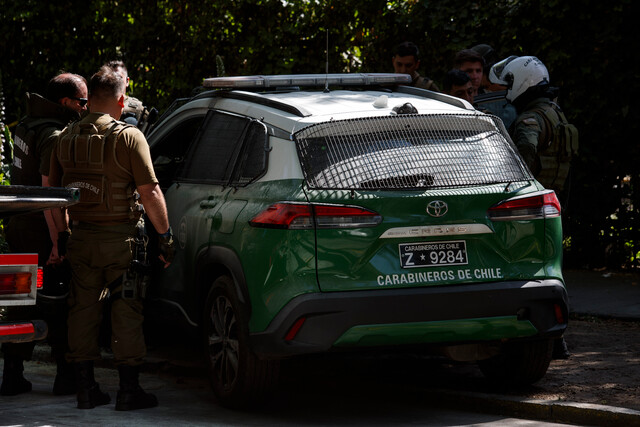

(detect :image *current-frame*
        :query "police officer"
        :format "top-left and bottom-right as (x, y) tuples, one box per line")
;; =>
(105, 60), (149, 129)
(49, 66), (175, 410)
(392, 42), (440, 92)
(490, 56), (577, 360)
(1, 73), (87, 396)
(489, 56), (578, 201)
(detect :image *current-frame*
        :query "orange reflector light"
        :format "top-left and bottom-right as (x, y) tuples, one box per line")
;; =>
(285, 317), (306, 341)
(554, 303), (565, 324)
(0, 272), (32, 295)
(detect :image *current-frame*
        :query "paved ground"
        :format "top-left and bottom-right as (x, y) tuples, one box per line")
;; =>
(564, 268), (640, 320)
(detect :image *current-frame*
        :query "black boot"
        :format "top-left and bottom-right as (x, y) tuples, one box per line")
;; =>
(552, 337), (571, 360)
(75, 361), (110, 409)
(0, 355), (32, 396)
(53, 358), (77, 396)
(115, 365), (158, 411)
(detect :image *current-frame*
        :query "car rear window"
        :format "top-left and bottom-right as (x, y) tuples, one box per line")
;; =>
(294, 113), (531, 190)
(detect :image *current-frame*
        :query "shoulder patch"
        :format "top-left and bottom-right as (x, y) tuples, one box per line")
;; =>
(522, 117), (539, 126)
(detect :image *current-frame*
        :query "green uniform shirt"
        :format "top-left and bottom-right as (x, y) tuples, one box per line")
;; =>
(511, 97), (555, 175)
(511, 97), (577, 194)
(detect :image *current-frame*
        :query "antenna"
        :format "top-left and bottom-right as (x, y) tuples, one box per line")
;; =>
(324, 29), (330, 93)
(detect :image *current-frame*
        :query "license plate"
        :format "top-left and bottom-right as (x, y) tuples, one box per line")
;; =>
(399, 240), (468, 269)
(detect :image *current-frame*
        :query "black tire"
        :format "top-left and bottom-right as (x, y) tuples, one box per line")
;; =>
(478, 339), (553, 387)
(204, 275), (279, 408)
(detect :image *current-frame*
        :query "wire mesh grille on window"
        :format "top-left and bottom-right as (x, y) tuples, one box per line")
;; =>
(294, 113), (530, 190)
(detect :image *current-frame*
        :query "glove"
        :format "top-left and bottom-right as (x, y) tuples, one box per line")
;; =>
(58, 229), (71, 257)
(157, 227), (175, 264)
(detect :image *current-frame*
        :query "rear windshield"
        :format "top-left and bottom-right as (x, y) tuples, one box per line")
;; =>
(294, 113), (531, 190)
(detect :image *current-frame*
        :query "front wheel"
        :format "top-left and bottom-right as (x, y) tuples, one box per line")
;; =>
(204, 275), (279, 408)
(478, 339), (553, 387)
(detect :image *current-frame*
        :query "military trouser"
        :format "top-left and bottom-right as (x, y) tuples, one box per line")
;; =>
(66, 221), (145, 366)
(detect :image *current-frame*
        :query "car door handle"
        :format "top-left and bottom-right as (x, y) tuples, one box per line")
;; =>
(200, 200), (217, 209)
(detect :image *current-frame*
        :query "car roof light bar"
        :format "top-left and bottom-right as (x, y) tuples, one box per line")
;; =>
(203, 73), (412, 89)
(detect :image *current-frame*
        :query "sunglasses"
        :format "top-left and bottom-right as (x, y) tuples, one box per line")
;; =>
(70, 97), (88, 107)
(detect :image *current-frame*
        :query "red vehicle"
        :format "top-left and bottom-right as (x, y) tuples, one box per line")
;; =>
(0, 185), (78, 344)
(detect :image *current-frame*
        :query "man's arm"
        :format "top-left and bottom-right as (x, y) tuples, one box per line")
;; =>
(137, 182), (172, 268)
(513, 113), (543, 171)
(42, 175), (64, 263)
(46, 138), (71, 258)
(137, 182), (169, 234)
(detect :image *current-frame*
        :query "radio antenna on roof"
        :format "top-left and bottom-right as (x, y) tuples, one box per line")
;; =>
(324, 29), (330, 93)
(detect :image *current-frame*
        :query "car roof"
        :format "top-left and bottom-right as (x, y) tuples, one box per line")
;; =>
(256, 89), (470, 120)
(150, 74), (478, 136)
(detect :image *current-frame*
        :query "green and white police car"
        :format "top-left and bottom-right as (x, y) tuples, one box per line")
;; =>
(146, 74), (568, 408)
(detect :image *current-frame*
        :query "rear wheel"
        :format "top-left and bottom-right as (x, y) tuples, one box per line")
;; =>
(204, 275), (279, 408)
(478, 339), (553, 386)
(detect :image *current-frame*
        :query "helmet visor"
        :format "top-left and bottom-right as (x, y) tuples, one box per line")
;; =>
(489, 56), (518, 86)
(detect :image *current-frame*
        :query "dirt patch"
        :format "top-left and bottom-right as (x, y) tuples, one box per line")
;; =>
(528, 317), (640, 411)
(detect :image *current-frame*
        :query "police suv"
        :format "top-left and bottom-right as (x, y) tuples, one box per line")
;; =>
(146, 74), (568, 408)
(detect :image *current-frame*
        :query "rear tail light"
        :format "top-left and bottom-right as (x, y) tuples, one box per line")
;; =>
(249, 203), (382, 229)
(488, 190), (561, 221)
(0, 272), (33, 296)
(0, 323), (36, 336)
(37, 267), (44, 289)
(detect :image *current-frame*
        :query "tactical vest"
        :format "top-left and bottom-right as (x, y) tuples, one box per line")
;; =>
(530, 102), (579, 192)
(57, 120), (141, 222)
(12, 117), (65, 186)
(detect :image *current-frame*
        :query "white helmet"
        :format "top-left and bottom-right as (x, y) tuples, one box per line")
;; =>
(489, 56), (550, 102)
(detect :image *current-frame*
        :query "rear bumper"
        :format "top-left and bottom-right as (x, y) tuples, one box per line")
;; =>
(249, 279), (568, 358)
(0, 320), (48, 344)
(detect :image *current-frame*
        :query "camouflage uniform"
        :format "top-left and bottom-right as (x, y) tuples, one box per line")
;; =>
(510, 97), (578, 196)
(412, 72), (441, 92)
(120, 95), (146, 126)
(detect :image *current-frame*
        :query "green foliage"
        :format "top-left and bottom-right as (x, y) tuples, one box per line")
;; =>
(1, 0), (637, 268)
(0, 69), (10, 247)
(0, 70), (11, 187)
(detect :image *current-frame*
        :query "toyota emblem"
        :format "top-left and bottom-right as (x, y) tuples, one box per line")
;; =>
(426, 200), (448, 217)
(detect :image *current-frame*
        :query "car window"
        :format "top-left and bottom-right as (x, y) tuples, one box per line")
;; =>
(179, 111), (249, 183)
(151, 115), (205, 189)
(294, 114), (530, 190)
(231, 120), (269, 186)
(473, 91), (518, 130)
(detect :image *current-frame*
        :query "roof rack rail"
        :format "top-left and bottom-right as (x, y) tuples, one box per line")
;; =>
(203, 73), (411, 89)
(211, 90), (310, 117)
(395, 85), (473, 110)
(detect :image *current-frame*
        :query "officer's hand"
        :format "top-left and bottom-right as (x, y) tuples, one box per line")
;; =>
(58, 229), (71, 257)
(157, 228), (175, 268)
(47, 247), (62, 265)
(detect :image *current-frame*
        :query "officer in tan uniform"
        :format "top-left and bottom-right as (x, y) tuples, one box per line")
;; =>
(49, 66), (174, 410)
